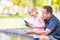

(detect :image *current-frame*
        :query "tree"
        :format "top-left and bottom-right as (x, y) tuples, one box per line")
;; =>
(11, 0), (20, 5)
(51, 0), (59, 12)
(33, 0), (48, 7)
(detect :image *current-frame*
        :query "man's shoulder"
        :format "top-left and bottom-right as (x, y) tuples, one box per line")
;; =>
(49, 15), (59, 22)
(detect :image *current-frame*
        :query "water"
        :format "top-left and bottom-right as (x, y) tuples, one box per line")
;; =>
(0, 29), (34, 40)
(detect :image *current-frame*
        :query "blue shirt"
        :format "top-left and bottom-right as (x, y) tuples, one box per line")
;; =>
(45, 15), (60, 39)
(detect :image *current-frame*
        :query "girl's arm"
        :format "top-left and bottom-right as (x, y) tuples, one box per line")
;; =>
(33, 17), (45, 28)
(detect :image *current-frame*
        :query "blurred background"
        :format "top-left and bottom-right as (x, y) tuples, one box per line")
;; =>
(0, 0), (60, 40)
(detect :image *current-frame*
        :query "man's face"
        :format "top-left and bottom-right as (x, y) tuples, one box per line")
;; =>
(41, 8), (49, 20)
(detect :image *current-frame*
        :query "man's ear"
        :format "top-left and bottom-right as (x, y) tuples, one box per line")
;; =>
(47, 13), (50, 16)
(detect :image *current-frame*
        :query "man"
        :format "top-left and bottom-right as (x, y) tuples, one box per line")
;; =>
(25, 6), (60, 40)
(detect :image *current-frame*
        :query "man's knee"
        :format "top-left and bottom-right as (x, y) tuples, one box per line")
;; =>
(48, 35), (57, 40)
(40, 35), (49, 40)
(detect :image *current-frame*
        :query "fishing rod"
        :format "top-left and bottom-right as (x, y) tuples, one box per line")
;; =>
(19, 16), (29, 27)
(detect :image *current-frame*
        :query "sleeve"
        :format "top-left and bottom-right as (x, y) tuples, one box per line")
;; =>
(46, 19), (57, 31)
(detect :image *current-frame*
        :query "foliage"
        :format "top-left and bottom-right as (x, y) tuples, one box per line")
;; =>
(33, 0), (48, 7)
(11, 0), (20, 5)
(21, 0), (30, 7)
(51, 0), (58, 7)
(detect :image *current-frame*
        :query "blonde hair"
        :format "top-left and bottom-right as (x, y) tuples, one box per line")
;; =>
(28, 6), (38, 14)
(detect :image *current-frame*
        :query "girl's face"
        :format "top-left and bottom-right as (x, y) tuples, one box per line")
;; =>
(28, 9), (37, 17)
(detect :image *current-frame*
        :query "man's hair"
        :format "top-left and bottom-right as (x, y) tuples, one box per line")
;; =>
(43, 6), (53, 14)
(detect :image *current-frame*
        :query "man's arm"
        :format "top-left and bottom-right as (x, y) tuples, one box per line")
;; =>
(24, 29), (52, 36)
(33, 29), (52, 36)
(25, 19), (57, 35)
(35, 19), (58, 35)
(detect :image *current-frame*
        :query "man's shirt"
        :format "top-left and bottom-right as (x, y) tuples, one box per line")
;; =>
(45, 15), (60, 39)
